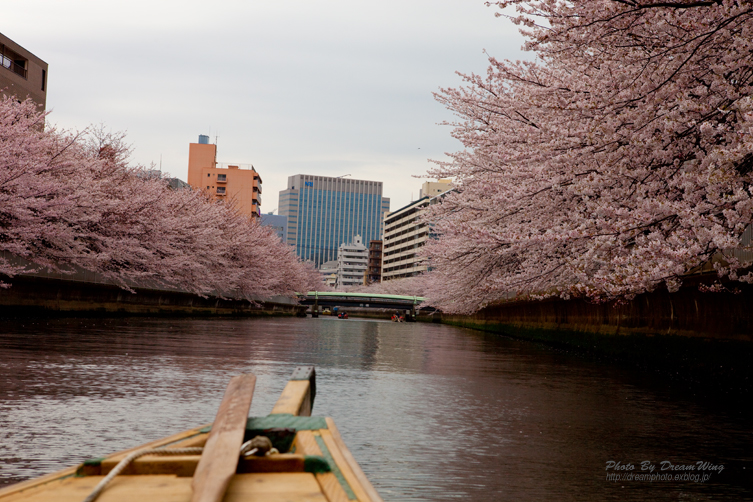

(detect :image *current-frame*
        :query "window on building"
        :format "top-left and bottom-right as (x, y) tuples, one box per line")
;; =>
(217, 174), (226, 182)
(217, 187), (226, 194)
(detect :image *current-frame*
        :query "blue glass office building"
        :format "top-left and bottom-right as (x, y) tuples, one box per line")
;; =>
(279, 175), (390, 267)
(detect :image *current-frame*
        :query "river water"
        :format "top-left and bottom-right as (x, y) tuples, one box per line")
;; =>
(0, 316), (750, 501)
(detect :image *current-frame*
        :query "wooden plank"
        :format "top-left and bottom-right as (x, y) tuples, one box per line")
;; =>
(314, 473), (350, 502)
(323, 418), (384, 502)
(318, 431), (368, 502)
(0, 466), (79, 500)
(224, 473), (327, 501)
(100, 455), (201, 477)
(98, 453), (312, 477)
(292, 432), (351, 502)
(0, 425), (211, 499)
(271, 366), (315, 416)
(0, 473), (331, 502)
(164, 434), (209, 449)
(236, 454), (307, 473)
(130, 428), (210, 451)
(270, 381), (312, 416)
(292, 431), (323, 456)
(191, 373), (256, 502)
(86, 430), (210, 468)
(0, 475), (193, 502)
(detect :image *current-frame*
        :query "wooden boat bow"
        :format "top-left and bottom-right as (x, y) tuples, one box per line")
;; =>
(0, 366), (383, 502)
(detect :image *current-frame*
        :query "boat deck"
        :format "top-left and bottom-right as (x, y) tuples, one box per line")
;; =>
(0, 367), (382, 502)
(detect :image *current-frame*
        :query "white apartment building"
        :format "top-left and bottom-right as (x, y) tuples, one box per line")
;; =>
(319, 260), (338, 288)
(381, 199), (430, 281)
(337, 235), (368, 288)
(382, 180), (453, 282)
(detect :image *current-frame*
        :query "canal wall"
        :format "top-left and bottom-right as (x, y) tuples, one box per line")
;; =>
(432, 275), (753, 395)
(0, 275), (303, 317)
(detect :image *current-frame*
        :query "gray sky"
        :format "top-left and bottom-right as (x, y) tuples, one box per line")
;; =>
(5, 0), (526, 211)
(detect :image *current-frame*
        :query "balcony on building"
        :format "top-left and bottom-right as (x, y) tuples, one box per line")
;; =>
(1, 45), (27, 79)
(216, 186), (226, 196)
(216, 173), (227, 183)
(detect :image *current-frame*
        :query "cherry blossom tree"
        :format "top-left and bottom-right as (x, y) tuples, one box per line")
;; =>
(424, 0), (753, 313)
(0, 98), (88, 278)
(0, 97), (320, 297)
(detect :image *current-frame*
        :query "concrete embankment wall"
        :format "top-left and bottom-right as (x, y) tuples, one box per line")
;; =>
(0, 275), (302, 317)
(429, 275), (753, 395)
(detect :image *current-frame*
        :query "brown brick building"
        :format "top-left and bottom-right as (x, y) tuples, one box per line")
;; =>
(368, 240), (383, 284)
(0, 33), (47, 110)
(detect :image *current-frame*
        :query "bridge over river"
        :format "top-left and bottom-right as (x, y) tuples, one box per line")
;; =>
(298, 291), (430, 315)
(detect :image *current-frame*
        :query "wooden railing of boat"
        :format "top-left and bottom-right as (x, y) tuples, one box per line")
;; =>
(0, 366), (384, 502)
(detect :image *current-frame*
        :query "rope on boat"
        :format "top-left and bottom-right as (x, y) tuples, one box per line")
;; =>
(82, 447), (204, 502)
(240, 435), (276, 457)
(82, 436), (277, 502)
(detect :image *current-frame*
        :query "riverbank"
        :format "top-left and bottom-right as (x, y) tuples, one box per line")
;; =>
(0, 275), (302, 317)
(428, 276), (753, 396)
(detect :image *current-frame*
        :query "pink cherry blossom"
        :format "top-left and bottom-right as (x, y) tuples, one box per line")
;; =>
(423, 0), (753, 313)
(0, 97), (320, 298)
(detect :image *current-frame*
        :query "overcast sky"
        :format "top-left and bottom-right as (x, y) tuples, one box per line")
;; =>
(5, 0), (526, 211)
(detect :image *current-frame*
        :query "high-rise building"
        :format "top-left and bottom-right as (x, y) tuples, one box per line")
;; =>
(187, 135), (262, 217)
(337, 235), (368, 288)
(279, 175), (390, 266)
(0, 33), (47, 110)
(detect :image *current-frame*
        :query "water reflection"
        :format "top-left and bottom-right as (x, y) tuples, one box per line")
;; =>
(0, 316), (751, 501)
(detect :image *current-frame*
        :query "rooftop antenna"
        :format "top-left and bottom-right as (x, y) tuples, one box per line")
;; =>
(159, 154), (162, 173)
